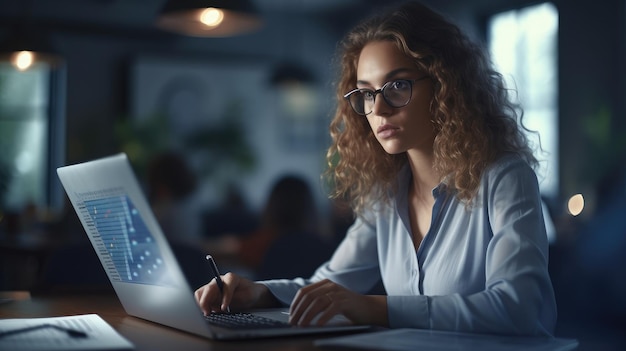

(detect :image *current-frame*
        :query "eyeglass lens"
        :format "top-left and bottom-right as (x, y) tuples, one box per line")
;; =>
(347, 80), (413, 115)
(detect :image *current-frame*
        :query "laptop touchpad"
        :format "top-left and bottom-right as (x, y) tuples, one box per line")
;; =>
(253, 309), (352, 326)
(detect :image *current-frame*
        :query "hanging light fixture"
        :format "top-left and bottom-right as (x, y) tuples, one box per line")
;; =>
(269, 62), (318, 119)
(0, 0), (61, 71)
(0, 27), (61, 71)
(156, 0), (263, 37)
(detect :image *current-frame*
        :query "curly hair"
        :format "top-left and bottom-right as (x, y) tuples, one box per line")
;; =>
(324, 1), (537, 215)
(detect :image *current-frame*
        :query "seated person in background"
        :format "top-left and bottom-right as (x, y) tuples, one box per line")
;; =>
(202, 184), (258, 239)
(146, 152), (202, 244)
(237, 175), (334, 279)
(195, 1), (556, 336)
(146, 152), (215, 288)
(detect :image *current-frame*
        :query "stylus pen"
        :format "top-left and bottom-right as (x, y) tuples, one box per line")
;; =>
(0, 323), (88, 339)
(205, 254), (230, 312)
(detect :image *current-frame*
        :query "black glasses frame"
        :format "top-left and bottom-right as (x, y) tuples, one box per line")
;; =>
(343, 76), (429, 116)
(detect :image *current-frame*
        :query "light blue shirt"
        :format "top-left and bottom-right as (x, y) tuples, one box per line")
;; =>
(260, 154), (557, 336)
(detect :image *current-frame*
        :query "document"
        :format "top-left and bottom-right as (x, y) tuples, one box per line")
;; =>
(315, 328), (579, 351)
(0, 314), (134, 350)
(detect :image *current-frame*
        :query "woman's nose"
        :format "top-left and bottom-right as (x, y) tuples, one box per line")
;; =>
(370, 93), (392, 116)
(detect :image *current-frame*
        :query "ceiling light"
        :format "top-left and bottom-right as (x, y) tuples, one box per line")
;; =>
(200, 8), (224, 27)
(156, 0), (263, 37)
(0, 28), (61, 71)
(270, 62), (318, 118)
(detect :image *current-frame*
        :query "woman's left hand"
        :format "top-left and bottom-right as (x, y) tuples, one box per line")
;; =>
(288, 279), (388, 327)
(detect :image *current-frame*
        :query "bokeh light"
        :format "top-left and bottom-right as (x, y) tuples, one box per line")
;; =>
(567, 193), (584, 216)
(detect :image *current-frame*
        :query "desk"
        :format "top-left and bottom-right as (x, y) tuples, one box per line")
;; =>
(0, 292), (361, 351)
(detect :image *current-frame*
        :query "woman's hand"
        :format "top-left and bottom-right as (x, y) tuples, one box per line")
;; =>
(288, 279), (388, 327)
(194, 272), (277, 315)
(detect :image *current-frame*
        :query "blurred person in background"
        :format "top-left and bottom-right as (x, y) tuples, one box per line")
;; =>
(147, 152), (202, 244)
(237, 175), (334, 280)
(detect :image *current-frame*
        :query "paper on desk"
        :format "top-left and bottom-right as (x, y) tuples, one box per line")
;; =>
(0, 313), (134, 351)
(315, 328), (579, 351)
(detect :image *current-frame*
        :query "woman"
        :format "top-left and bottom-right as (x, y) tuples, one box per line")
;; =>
(195, 1), (557, 336)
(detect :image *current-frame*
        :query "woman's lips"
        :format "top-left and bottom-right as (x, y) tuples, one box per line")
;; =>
(377, 124), (399, 138)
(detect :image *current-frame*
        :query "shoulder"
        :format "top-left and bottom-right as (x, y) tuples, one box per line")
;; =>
(478, 153), (541, 207)
(483, 153), (537, 184)
(357, 164), (409, 219)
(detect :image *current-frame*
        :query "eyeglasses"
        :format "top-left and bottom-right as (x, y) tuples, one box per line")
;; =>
(343, 76), (429, 116)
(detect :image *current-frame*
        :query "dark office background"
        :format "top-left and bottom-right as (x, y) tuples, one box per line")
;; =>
(1, 0), (625, 350)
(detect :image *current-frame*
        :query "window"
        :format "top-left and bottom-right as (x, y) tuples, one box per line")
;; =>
(488, 2), (559, 198)
(0, 62), (65, 217)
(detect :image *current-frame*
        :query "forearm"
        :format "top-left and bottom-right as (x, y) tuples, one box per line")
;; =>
(386, 284), (553, 336)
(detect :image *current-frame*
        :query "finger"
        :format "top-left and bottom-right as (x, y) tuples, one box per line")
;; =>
(290, 279), (328, 316)
(194, 286), (202, 302)
(220, 272), (237, 312)
(195, 284), (213, 315)
(298, 293), (335, 326)
(289, 284), (318, 324)
(289, 280), (332, 325)
(200, 280), (223, 314)
(194, 286), (207, 314)
(313, 298), (343, 326)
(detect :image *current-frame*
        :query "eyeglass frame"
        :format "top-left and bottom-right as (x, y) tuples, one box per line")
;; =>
(343, 76), (430, 116)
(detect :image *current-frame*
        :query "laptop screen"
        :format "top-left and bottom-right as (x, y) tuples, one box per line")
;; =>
(83, 194), (175, 287)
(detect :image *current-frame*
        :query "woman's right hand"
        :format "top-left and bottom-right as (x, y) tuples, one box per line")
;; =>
(194, 272), (275, 315)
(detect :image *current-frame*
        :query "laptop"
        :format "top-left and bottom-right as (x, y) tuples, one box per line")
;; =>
(56, 153), (371, 340)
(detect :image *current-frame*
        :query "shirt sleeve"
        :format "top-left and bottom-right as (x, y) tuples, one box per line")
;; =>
(388, 158), (556, 336)
(259, 215), (382, 306)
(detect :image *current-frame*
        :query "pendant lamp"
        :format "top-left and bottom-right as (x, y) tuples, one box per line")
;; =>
(0, 0), (61, 72)
(156, 0), (263, 37)
(0, 26), (61, 71)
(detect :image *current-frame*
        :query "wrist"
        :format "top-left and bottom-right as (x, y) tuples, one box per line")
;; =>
(253, 283), (281, 308)
(362, 295), (389, 327)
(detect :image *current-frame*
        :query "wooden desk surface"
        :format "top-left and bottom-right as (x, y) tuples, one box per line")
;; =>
(0, 292), (362, 351)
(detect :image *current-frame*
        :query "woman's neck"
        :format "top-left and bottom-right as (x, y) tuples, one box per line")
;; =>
(406, 149), (439, 198)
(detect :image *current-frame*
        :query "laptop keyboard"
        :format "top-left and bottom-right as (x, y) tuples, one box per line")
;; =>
(205, 313), (290, 329)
